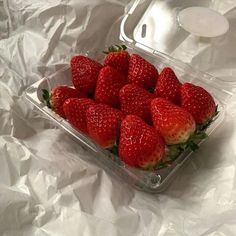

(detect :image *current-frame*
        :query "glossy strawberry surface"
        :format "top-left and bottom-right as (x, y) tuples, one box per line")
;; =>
(63, 98), (95, 134)
(181, 83), (216, 124)
(119, 115), (165, 169)
(86, 104), (124, 148)
(151, 98), (196, 145)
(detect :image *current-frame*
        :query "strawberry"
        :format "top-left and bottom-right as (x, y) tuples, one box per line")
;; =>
(128, 54), (158, 90)
(119, 115), (165, 169)
(42, 86), (84, 118)
(119, 84), (154, 123)
(103, 45), (130, 75)
(154, 67), (182, 104)
(63, 98), (95, 134)
(71, 55), (102, 95)
(95, 66), (127, 108)
(86, 104), (124, 149)
(180, 83), (216, 124)
(151, 98), (196, 145)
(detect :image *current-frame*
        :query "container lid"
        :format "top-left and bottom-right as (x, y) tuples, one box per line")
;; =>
(120, 0), (229, 54)
(107, 0), (234, 101)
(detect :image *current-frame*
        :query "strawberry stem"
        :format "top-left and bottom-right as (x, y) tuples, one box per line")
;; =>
(42, 89), (52, 109)
(103, 44), (127, 54)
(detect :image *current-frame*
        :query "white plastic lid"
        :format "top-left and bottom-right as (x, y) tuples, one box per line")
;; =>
(178, 7), (229, 37)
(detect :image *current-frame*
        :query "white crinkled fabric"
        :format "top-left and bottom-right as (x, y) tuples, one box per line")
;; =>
(1, 0), (236, 235)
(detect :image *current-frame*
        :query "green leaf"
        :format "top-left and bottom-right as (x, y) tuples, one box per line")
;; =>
(166, 145), (181, 159)
(108, 146), (121, 164)
(110, 145), (119, 156)
(42, 89), (49, 100)
(103, 44), (127, 54)
(157, 162), (169, 169)
(189, 141), (199, 151)
(114, 45), (121, 50)
(157, 159), (175, 170)
(41, 89), (52, 109)
(121, 45), (127, 50)
(155, 106), (219, 170)
(192, 131), (208, 140)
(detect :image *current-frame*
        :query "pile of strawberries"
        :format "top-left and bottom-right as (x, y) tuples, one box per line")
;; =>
(43, 45), (218, 170)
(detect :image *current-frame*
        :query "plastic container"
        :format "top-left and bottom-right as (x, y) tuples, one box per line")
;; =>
(120, 0), (229, 54)
(25, 0), (234, 193)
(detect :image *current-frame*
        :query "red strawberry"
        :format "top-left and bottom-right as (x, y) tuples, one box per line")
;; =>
(119, 115), (165, 169)
(63, 98), (95, 134)
(151, 98), (196, 145)
(71, 55), (102, 95)
(104, 45), (130, 75)
(128, 54), (158, 90)
(86, 104), (124, 149)
(95, 66), (127, 108)
(180, 83), (216, 124)
(42, 86), (84, 118)
(154, 67), (182, 104)
(119, 84), (154, 123)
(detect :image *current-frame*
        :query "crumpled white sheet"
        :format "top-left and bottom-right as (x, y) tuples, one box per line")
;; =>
(1, 0), (236, 235)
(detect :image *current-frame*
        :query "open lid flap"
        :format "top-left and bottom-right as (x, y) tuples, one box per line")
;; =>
(120, 0), (214, 54)
(119, 0), (235, 103)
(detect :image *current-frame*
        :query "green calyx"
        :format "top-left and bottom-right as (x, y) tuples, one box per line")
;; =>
(42, 89), (52, 109)
(109, 145), (121, 164)
(156, 107), (220, 170)
(110, 145), (119, 156)
(156, 135), (206, 170)
(103, 44), (127, 54)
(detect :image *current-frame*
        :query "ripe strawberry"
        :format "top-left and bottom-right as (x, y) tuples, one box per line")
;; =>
(151, 98), (196, 145)
(119, 84), (154, 123)
(63, 98), (95, 134)
(95, 66), (127, 108)
(180, 83), (216, 124)
(119, 115), (165, 169)
(86, 104), (124, 149)
(104, 45), (130, 75)
(42, 86), (84, 118)
(71, 55), (102, 95)
(154, 67), (182, 104)
(128, 54), (158, 90)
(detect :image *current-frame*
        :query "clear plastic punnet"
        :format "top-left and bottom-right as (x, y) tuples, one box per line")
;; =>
(25, 0), (234, 193)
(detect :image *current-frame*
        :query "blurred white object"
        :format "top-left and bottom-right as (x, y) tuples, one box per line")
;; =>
(178, 7), (229, 37)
